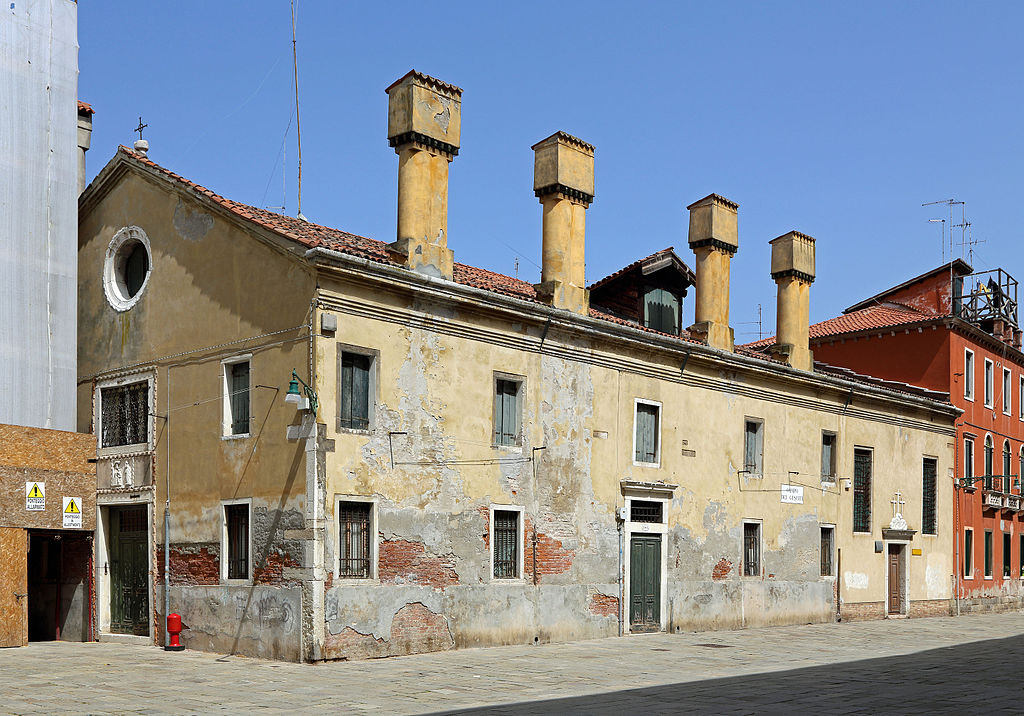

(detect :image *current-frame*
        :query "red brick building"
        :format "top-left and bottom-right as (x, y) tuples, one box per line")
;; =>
(749, 259), (1024, 610)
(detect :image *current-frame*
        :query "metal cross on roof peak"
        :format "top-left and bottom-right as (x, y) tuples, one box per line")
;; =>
(134, 116), (148, 140)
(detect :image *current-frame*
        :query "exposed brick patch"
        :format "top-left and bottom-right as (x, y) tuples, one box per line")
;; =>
(589, 593), (619, 617)
(909, 599), (953, 618)
(712, 558), (732, 581)
(379, 539), (459, 589)
(254, 549), (302, 585)
(523, 517), (574, 582)
(478, 505), (490, 549)
(156, 543), (219, 585)
(323, 602), (454, 661)
(324, 571), (333, 590)
(840, 601), (885, 621)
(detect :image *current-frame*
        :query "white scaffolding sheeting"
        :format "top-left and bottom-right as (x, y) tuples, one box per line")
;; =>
(0, 0), (79, 430)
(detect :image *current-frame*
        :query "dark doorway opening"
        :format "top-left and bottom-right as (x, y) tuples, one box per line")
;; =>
(27, 531), (92, 642)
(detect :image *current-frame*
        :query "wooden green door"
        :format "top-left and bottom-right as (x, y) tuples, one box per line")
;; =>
(629, 535), (661, 632)
(110, 507), (149, 636)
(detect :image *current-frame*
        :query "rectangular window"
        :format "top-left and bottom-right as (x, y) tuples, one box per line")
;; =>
(964, 437), (975, 484)
(643, 287), (681, 335)
(224, 503), (250, 581)
(100, 381), (149, 447)
(922, 458), (937, 535)
(853, 448), (872, 532)
(1004, 368), (1013, 415)
(964, 349), (975, 400)
(634, 401), (661, 465)
(340, 352), (372, 430)
(821, 432), (837, 480)
(224, 359), (250, 436)
(964, 529), (973, 578)
(985, 530), (993, 578)
(493, 377), (522, 447)
(492, 509), (521, 579)
(743, 522), (761, 577)
(744, 419), (764, 476)
(984, 358), (994, 407)
(1004, 532), (1012, 578)
(820, 525), (835, 577)
(630, 500), (663, 523)
(338, 501), (372, 578)
(1019, 376), (1024, 420)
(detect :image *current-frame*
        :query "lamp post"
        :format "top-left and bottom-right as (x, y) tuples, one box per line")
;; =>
(285, 370), (318, 415)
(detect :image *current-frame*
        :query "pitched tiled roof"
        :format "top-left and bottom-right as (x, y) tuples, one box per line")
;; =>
(588, 247), (688, 291)
(78, 100), (94, 115)
(742, 302), (932, 349)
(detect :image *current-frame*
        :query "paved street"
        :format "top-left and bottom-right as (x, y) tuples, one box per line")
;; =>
(2, 612), (1023, 714)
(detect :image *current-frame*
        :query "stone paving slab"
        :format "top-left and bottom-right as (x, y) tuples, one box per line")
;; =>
(1, 613), (1024, 714)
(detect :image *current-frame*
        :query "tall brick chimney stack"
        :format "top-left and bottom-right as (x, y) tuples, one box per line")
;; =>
(769, 231), (816, 371)
(385, 70), (462, 280)
(686, 194), (739, 351)
(531, 131), (594, 315)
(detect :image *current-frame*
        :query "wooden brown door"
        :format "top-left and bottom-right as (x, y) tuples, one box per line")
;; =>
(0, 527), (28, 647)
(887, 545), (903, 615)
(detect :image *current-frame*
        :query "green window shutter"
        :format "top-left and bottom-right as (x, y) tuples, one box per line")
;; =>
(494, 380), (518, 446)
(230, 362), (250, 435)
(635, 404), (658, 463)
(341, 353), (371, 430)
(644, 288), (680, 335)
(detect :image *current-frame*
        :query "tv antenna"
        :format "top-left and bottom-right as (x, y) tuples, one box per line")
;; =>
(291, 0), (305, 220)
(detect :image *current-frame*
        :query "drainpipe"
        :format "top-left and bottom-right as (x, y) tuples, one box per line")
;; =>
(618, 515), (624, 636)
(164, 367), (172, 647)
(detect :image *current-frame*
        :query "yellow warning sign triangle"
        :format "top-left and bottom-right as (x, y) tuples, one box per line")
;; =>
(64, 499), (80, 514)
(28, 484), (43, 498)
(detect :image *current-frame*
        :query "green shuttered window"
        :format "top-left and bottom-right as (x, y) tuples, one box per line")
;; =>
(228, 361), (250, 435)
(494, 379), (520, 446)
(643, 288), (681, 335)
(340, 352), (371, 430)
(853, 449), (872, 532)
(635, 403), (660, 464)
(922, 458), (937, 535)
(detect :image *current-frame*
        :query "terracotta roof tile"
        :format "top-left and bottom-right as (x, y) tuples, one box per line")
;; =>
(78, 100), (94, 115)
(588, 247), (677, 290)
(742, 303), (930, 349)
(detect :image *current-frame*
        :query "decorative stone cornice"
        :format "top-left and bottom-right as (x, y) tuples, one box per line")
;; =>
(688, 238), (738, 256)
(530, 130), (595, 154)
(384, 69), (463, 99)
(771, 268), (815, 283)
(534, 183), (594, 205)
(686, 193), (739, 212)
(388, 131), (459, 158)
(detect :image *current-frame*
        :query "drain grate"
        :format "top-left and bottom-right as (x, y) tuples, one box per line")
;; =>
(651, 648), (671, 652)
(695, 643), (733, 648)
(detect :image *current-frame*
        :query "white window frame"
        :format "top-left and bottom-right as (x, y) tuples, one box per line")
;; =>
(94, 371), (156, 458)
(337, 344), (379, 433)
(489, 504), (525, 582)
(621, 489), (671, 634)
(964, 436), (975, 484)
(964, 349), (975, 401)
(492, 371), (526, 449)
(742, 519), (763, 578)
(221, 354), (252, 439)
(743, 417), (765, 478)
(820, 523), (836, 578)
(632, 398), (663, 468)
(335, 495), (378, 583)
(963, 527), (974, 579)
(984, 529), (994, 579)
(1003, 367), (1012, 416)
(821, 430), (837, 482)
(221, 498), (253, 585)
(984, 358), (994, 408)
(1019, 375), (1024, 421)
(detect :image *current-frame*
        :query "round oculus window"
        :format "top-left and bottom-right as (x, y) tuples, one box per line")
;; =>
(103, 226), (152, 311)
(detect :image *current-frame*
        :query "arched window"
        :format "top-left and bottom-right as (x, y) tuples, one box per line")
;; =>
(984, 435), (994, 490)
(1004, 440), (1012, 492)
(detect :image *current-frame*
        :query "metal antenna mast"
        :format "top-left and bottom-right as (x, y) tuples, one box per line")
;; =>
(291, 0), (304, 220)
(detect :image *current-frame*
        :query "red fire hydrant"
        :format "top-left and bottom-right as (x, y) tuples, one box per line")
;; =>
(165, 613), (185, 652)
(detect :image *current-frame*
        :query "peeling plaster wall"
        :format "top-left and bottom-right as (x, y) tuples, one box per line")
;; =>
(314, 270), (957, 660)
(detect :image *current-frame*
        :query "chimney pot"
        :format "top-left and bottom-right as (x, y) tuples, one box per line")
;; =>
(769, 231), (816, 371)
(385, 70), (462, 280)
(686, 193), (739, 351)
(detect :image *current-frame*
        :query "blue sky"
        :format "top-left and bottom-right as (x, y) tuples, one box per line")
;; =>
(80, 2), (1024, 340)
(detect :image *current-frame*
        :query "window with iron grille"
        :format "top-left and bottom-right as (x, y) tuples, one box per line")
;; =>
(820, 526), (835, 577)
(634, 402), (660, 464)
(743, 523), (761, 577)
(630, 500), (663, 523)
(853, 449), (872, 532)
(984, 436), (994, 490)
(338, 501), (372, 578)
(1004, 532), (1012, 578)
(964, 529), (973, 578)
(225, 360), (250, 436)
(744, 419), (764, 476)
(984, 530), (993, 578)
(821, 432), (837, 480)
(340, 352), (372, 430)
(922, 458), (937, 535)
(494, 378), (521, 446)
(493, 509), (520, 579)
(100, 381), (149, 448)
(225, 503), (249, 580)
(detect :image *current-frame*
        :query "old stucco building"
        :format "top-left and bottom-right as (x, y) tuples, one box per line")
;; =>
(77, 71), (959, 661)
